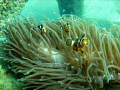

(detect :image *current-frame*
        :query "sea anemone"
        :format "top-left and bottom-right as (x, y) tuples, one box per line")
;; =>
(1, 14), (120, 90)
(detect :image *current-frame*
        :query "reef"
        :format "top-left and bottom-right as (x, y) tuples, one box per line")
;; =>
(0, 64), (23, 90)
(0, 0), (28, 28)
(1, 14), (120, 90)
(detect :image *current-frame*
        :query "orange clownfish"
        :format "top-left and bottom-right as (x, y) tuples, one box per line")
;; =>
(60, 22), (71, 32)
(38, 24), (46, 34)
(66, 34), (87, 53)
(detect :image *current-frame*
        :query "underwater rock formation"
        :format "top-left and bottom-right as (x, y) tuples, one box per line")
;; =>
(0, 0), (28, 28)
(1, 14), (120, 90)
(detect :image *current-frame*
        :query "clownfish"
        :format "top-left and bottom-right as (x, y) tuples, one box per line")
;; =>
(60, 22), (71, 32)
(66, 34), (87, 53)
(38, 24), (46, 34)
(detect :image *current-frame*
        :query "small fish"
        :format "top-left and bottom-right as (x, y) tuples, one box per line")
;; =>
(66, 34), (87, 53)
(33, 24), (46, 34)
(38, 24), (46, 34)
(60, 22), (71, 32)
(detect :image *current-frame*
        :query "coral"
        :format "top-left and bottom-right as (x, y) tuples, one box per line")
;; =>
(0, 64), (23, 90)
(1, 14), (120, 90)
(0, 0), (28, 28)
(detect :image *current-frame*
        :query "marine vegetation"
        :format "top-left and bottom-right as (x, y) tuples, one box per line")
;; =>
(1, 14), (120, 90)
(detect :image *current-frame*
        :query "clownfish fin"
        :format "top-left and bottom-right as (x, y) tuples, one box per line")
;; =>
(38, 24), (43, 29)
(81, 34), (85, 38)
(67, 22), (69, 26)
(65, 29), (69, 32)
(40, 24), (43, 28)
(76, 49), (78, 51)
(73, 48), (78, 51)
(80, 48), (84, 53)
(38, 25), (40, 29)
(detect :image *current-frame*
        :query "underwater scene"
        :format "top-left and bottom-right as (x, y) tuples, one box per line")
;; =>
(0, 0), (120, 90)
